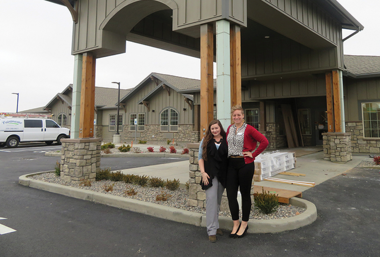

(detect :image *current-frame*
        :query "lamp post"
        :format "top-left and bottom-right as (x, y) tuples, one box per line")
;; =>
(12, 93), (19, 113)
(112, 82), (121, 144)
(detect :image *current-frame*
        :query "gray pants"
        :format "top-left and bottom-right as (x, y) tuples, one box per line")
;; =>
(206, 177), (225, 236)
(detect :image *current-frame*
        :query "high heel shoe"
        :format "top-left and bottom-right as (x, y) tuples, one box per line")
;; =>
(229, 224), (240, 238)
(236, 225), (248, 238)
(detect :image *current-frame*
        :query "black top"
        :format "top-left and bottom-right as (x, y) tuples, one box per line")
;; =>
(203, 138), (228, 188)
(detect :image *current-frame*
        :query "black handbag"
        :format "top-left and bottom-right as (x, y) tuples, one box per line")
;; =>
(200, 177), (213, 190)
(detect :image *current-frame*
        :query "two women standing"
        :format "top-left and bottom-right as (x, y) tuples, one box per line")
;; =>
(198, 105), (268, 242)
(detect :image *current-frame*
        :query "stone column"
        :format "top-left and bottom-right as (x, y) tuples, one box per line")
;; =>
(60, 138), (101, 182)
(322, 132), (352, 163)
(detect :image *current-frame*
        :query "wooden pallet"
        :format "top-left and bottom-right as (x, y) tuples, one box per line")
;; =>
(254, 186), (302, 204)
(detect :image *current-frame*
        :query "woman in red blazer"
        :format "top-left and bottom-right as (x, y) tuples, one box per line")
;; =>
(226, 105), (269, 238)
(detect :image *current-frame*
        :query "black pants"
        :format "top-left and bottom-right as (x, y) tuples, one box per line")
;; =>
(226, 158), (254, 221)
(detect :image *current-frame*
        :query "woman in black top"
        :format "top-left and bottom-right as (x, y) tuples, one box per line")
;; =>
(198, 120), (228, 243)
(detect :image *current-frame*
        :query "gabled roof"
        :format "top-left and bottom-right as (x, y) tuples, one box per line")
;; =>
(344, 55), (380, 78)
(95, 87), (131, 109)
(19, 106), (49, 114)
(45, 84), (73, 110)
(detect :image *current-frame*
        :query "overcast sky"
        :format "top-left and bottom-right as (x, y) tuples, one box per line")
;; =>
(0, 0), (379, 113)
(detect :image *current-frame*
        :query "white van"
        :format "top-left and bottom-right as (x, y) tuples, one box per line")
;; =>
(0, 118), (70, 148)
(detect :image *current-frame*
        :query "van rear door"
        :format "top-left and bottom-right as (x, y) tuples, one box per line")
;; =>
(23, 120), (44, 141)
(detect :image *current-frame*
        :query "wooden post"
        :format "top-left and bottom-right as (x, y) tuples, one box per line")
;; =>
(332, 70), (341, 132)
(230, 25), (241, 107)
(200, 23), (214, 138)
(259, 101), (266, 132)
(325, 72), (334, 132)
(79, 52), (96, 138)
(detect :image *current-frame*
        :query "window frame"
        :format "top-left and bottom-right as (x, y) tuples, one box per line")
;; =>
(109, 114), (123, 132)
(245, 108), (260, 130)
(362, 102), (380, 139)
(160, 108), (179, 132)
(297, 109), (312, 135)
(129, 113), (145, 131)
(57, 113), (67, 126)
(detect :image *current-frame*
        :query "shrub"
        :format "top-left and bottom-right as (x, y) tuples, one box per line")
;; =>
(101, 142), (115, 150)
(166, 179), (180, 191)
(124, 186), (137, 196)
(147, 147), (154, 152)
(156, 191), (172, 201)
(96, 168), (111, 181)
(169, 146), (176, 154)
(181, 148), (189, 154)
(123, 174), (138, 184)
(79, 179), (92, 187)
(103, 183), (114, 192)
(159, 146), (166, 152)
(374, 156), (380, 165)
(254, 188), (279, 214)
(167, 139), (171, 145)
(110, 171), (124, 181)
(103, 148), (111, 154)
(133, 175), (149, 187)
(138, 140), (147, 144)
(54, 161), (60, 176)
(185, 181), (189, 190)
(132, 147), (141, 153)
(150, 177), (165, 187)
(118, 144), (131, 152)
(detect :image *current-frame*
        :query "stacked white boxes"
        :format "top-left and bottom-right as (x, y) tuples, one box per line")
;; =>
(253, 151), (296, 182)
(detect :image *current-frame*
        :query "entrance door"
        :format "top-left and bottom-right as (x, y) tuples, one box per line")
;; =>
(315, 109), (327, 145)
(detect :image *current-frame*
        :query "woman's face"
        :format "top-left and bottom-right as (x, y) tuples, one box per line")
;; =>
(232, 110), (244, 125)
(210, 123), (221, 137)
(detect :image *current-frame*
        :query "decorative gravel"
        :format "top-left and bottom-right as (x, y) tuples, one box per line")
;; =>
(31, 172), (305, 220)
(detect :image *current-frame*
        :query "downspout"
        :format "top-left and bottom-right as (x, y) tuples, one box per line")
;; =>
(343, 29), (360, 42)
(339, 70), (345, 133)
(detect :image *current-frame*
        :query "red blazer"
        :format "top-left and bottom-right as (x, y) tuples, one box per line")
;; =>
(226, 124), (269, 164)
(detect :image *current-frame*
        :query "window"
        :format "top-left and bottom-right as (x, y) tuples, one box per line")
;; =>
(58, 114), (67, 126)
(109, 114), (123, 132)
(161, 108), (178, 131)
(362, 102), (380, 138)
(24, 120), (42, 128)
(46, 120), (60, 128)
(245, 109), (259, 129)
(129, 113), (145, 131)
(298, 109), (311, 135)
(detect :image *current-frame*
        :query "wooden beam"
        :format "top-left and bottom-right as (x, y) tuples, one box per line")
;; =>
(200, 23), (214, 138)
(332, 70), (341, 132)
(79, 52), (96, 138)
(59, 0), (78, 23)
(184, 97), (193, 110)
(142, 101), (150, 111)
(162, 84), (170, 96)
(259, 101), (266, 132)
(230, 25), (241, 107)
(325, 72), (334, 132)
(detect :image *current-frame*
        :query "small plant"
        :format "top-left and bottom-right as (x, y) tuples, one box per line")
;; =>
(156, 191), (172, 201)
(166, 179), (180, 191)
(374, 156), (380, 165)
(167, 139), (171, 145)
(103, 148), (111, 154)
(96, 168), (111, 181)
(118, 144), (131, 152)
(138, 140), (147, 144)
(124, 186), (137, 196)
(101, 142), (115, 150)
(103, 183), (115, 192)
(169, 146), (176, 154)
(79, 179), (92, 187)
(110, 171), (124, 181)
(149, 177), (166, 187)
(133, 175), (149, 187)
(181, 148), (189, 154)
(123, 174), (138, 184)
(254, 188), (279, 214)
(185, 181), (189, 190)
(147, 147), (154, 152)
(159, 146), (166, 152)
(54, 161), (60, 176)
(132, 147), (141, 153)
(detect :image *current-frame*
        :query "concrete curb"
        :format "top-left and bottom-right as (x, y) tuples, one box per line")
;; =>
(19, 172), (317, 233)
(45, 152), (189, 159)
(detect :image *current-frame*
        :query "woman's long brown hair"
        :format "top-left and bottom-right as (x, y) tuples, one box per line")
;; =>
(201, 120), (226, 161)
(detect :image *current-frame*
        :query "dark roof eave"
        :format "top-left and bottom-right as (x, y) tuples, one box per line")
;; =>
(326, 0), (364, 31)
(344, 71), (380, 79)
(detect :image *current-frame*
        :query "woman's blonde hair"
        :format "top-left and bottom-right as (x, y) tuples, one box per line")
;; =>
(231, 105), (244, 115)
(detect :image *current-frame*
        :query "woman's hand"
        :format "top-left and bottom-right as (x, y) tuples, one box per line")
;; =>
(201, 172), (210, 185)
(242, 151), (253, 158)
